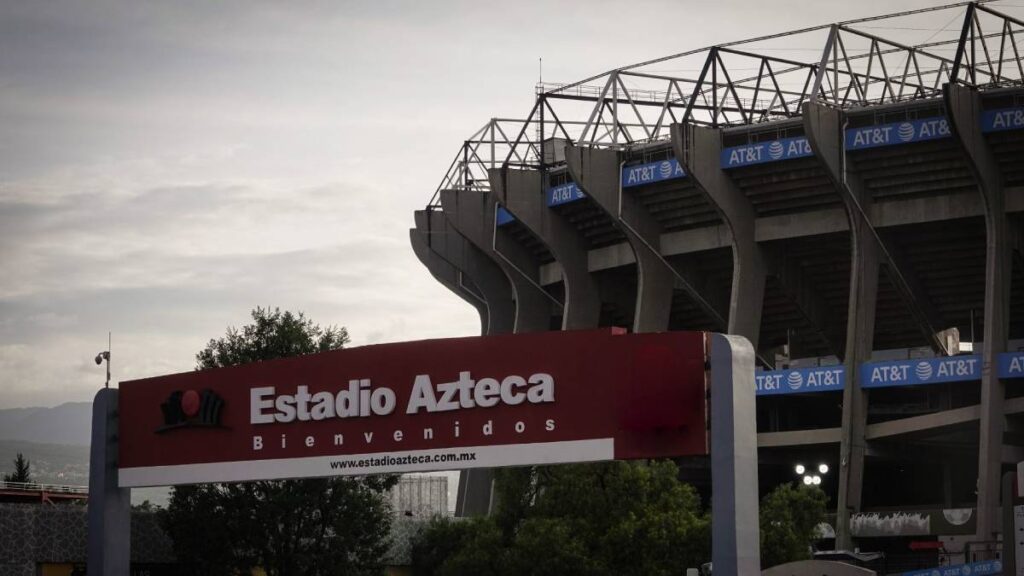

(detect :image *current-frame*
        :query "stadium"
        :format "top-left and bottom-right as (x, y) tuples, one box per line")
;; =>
(410, 1), (1024, 570)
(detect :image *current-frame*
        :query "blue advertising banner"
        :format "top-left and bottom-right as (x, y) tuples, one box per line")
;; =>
(546, 182), (585, 207)
(622, 158), (686, 187)
(999, 352), (1024, 379)
(845, 117), (951, 150)
(901, 559), (1001, 576)
(720, 136), (813, 169)
(755, 365), (845, 396)
(861, 355), (981, 388)
(981, 106), (1024, 133)
(496, 206), (515, 226)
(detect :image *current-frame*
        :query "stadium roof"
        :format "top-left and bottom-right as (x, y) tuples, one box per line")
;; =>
(430, 0), (1024, 204)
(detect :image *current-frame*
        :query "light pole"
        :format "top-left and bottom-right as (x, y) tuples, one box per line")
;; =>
(95, 332), (111, 388)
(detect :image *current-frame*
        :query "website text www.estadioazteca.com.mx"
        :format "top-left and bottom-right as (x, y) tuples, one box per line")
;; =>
(329, 450), (478, 471)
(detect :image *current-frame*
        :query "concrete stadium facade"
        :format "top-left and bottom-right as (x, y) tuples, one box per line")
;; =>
(410, 1), (1024, 560)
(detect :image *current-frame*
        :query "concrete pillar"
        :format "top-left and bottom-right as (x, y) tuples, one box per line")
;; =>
(439, 189), (552, 333)
(87, 388), (131, 576)
(410, 227), (489, 335)
(945, 83), (1012, 541)
(804, 102), (881, 549)
(435, 191), (553, 517)
(415, 209), (517, 517)
(489, 166), (602, 330)
(415, 210), (515, 334)
(673, 123), (766, 350)
(565, 143), (727, 333)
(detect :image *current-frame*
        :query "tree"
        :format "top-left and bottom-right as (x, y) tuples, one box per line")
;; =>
(162, 307), (397, 576)
(410, 460), (711, 576)
(3, 452), (32, 484)
(759, 483), (828, 568)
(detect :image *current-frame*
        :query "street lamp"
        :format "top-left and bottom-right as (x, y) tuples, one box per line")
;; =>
(795, 461), (830, 487)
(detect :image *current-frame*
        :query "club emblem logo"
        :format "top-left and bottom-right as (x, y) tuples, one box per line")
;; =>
(157, 389), (225, 433)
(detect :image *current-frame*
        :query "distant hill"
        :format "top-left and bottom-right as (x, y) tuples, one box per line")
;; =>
(0, 439), (89, 485)
(0, 438), (169, 506)
(0, 402), (92, 445)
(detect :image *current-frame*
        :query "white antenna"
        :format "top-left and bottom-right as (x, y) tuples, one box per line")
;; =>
(539, 57), (543, 84)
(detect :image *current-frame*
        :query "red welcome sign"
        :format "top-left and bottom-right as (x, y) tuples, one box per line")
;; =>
(118, 329), (707, 487)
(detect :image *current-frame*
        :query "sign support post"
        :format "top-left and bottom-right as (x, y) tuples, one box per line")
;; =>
(87, 387), (131, 576)
(710, 333), (761, 575)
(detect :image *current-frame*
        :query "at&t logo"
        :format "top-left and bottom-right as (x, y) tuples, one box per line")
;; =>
(768, 141), (784, 160)
(659, 161), (673, 179)
(914, 361), (933, 381)
(898, 122), (916, 142)
(787, 371), (803, 390)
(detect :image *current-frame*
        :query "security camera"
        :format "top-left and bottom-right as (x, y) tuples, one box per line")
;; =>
(95, 351), (109, 365)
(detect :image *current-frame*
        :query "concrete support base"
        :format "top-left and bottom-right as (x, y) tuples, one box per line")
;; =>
(87, 388), (131, 576)
(710, 333), (761, 575)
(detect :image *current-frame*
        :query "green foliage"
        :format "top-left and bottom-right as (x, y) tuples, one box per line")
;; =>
(163, 307), (395, 576)
(3, 452), (32, 484)
(759, 483), (828, 568)
(195, 306), (349, 370)
(164, 477), (397, 576)
(411, 460), (710, 576)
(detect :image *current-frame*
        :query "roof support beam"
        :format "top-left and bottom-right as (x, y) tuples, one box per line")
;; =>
(804, 101), (882, 550)
(410, 220), (489, 335)
(677, 121), (822, 358)
(440, 189), (554, 333)
(565, 143), (728, 333)
(945, 81), (1014, 543)
(416, 210), (514, 335)
(489, 167), (602, 330)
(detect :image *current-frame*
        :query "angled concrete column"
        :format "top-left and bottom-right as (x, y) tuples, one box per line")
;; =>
(416, 208), (516, 517)
(489, 167), (601, 330)
(410, 228), (489, 335)
(946, 83), (1012, 541)
(804, 102), (880, 550)
(440, 189), (552, 333)
(566, 143), (727, 333)
(415, 210), (514, 335)
(673, 124), (765, 350)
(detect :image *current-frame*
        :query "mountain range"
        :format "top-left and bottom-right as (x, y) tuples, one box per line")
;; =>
(0, 402), (92, 446)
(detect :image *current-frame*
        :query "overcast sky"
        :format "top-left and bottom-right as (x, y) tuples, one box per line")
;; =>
(0, 0), (991, 409)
